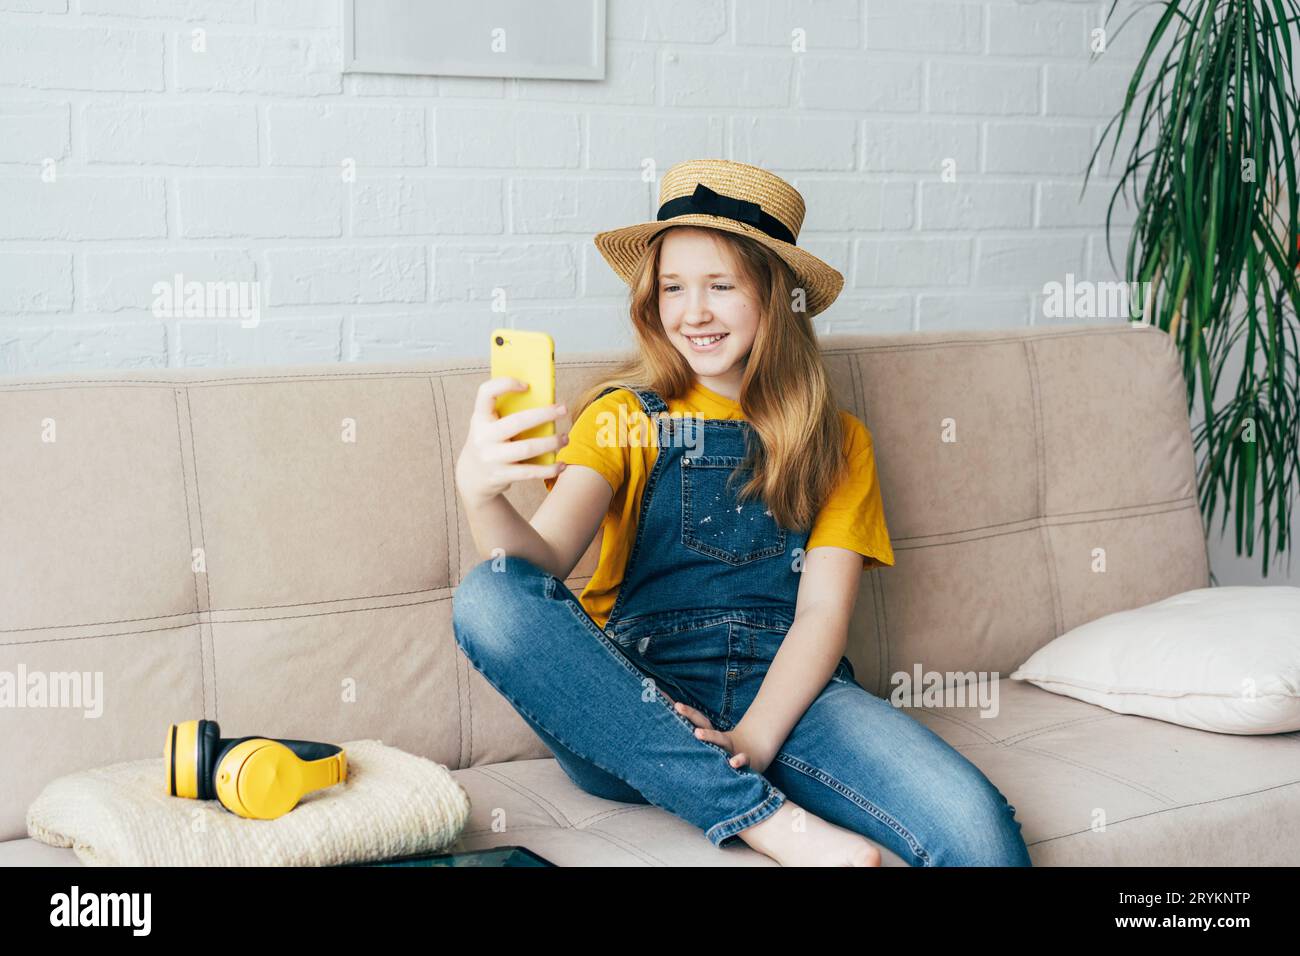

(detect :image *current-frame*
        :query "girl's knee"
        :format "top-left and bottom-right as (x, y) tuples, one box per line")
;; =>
(455, 555), (547, 609)
(459, 553), (547, 591)
(452, 555), (550, 653)
(926, 785), (1032, 867)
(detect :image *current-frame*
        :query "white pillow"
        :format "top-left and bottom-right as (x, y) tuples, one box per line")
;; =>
(1010, 586), (1300, 735)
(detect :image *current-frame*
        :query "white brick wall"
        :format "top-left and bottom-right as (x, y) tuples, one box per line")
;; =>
(0, 0), (1166, 373)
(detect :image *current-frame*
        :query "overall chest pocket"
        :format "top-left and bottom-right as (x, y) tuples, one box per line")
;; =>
(680, 455), (787, 565)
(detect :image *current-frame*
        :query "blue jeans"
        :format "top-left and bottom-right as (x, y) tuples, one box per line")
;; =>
(452, 556), (1032, 865)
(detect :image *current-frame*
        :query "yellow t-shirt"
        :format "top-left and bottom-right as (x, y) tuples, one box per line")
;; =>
(543, 380), (895, 630)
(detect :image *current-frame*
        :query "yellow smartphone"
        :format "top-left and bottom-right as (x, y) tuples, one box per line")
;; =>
(490, 328), (556, 465)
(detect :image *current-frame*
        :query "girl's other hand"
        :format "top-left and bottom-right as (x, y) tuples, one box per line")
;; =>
(668, 697), (755, 771)
(455, 377), (569, 508)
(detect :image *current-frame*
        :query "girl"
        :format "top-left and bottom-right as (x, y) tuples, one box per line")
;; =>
(452, 160), (1031, 867)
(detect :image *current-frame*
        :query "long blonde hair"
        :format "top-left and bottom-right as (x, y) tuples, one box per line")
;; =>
(573, 225), (847, 531)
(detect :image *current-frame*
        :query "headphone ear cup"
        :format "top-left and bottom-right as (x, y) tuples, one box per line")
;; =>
(215, 740), (303, 820)
(165, 719), (206, 798)
(210, 735), (259, 814)
(196, 719), (221, 801)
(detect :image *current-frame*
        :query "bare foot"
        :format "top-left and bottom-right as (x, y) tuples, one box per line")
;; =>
(737, 800), (882, 866)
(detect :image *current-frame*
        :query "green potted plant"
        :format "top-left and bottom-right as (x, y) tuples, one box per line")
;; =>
(1085, 0), (1300, 577)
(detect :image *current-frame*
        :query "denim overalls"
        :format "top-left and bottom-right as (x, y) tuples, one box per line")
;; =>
(596, 385), (855, 730)
(452, 385), (1032, 863)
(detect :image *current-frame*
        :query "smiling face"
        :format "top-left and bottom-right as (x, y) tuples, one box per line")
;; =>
(656, 227), (762, 401)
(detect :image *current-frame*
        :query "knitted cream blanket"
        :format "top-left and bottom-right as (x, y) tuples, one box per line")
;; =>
(27, 739), (471, 866)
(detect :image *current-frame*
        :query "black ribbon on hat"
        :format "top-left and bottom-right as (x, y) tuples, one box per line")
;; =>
(655, 182), (796, 246)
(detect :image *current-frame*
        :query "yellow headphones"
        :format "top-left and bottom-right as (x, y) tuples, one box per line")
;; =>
(165, 719), (348, 820)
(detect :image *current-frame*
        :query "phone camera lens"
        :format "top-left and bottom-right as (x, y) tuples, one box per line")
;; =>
(494, 336), (504, 346)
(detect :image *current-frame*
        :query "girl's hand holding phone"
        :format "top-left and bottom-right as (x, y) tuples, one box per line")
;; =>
(455, 377), (570, 509)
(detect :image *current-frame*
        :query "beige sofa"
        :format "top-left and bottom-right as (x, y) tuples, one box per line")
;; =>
(2, 322), (1296, 867)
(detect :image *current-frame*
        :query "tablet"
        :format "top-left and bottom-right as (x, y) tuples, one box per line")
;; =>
(349, 845), (555, 867)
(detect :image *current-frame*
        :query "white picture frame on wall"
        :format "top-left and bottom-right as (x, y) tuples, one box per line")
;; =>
(343, 0), (607, 80)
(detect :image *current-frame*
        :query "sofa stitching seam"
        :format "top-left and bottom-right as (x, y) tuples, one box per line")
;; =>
(893, 497), (1199, 552)
(852, 353), (890, 696)
(1026, 777), (1300, 847)
(1025, 339), (1065, 637)
(471, 766), (573, 829)
(0, 587), (455, 633)
(907, 708), (1000, 744)
(172, 387), (206, 718)
(433, 376), (458, 586)
(1013, 742), (1178, 804)
(0, 598), (448, 645)
(568, 817), (670, 865)
(453, 614), (470, 768)
(181, 383), (218, 718)
(460, 645), (471, 770)
(1000, 713), (1120, 745)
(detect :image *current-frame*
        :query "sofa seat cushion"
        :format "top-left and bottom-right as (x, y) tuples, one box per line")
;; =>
(907, 679), (1300, 865)
(447, 681), (1300, 866)
(444, 759), (913, 866)
(0, 837), (81, 866)
(8, 681), (1297, 866)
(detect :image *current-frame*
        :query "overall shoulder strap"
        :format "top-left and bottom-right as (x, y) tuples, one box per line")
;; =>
(596, 384), (667, 416)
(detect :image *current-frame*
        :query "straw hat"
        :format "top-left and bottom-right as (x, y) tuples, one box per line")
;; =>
(593, 159), (845, 318)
